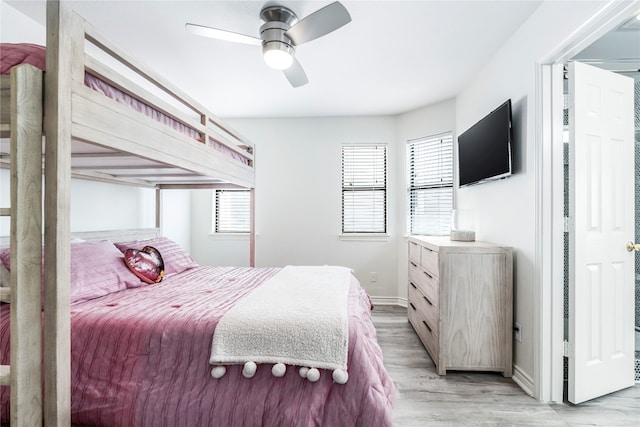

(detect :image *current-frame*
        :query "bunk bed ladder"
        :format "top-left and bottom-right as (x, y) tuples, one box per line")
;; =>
(3, 63), (44, 425)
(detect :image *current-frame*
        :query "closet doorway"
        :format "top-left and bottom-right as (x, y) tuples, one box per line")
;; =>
(537, 1), (639, 404)
(564, 11), (639, 404)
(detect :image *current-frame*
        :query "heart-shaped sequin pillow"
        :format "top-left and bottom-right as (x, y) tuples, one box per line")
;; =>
(123, 246), (165, 284)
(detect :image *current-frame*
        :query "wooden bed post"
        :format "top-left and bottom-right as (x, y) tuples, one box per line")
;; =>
(44, 1), (83, 425)
(9, 64), (43, 427)
(156, 187), (162, 233)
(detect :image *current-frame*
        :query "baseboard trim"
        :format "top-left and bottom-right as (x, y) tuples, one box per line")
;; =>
(370, 296), (407, 307)
(512, 364), (535, 397)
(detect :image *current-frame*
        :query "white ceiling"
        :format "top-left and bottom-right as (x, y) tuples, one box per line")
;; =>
(6, 0), (546, 118)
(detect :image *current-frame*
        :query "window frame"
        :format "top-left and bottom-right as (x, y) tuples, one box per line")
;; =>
(212, 188), (251, 235)
(407, 132), (454, 236)
(340, 143), (388, 236)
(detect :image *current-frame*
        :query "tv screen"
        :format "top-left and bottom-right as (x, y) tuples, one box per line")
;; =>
(457, 99), (513, 187)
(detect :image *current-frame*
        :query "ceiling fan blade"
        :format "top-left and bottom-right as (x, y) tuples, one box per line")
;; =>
(283, 58), (309, 88)
(185, 23), (262, 46)
(285, 1), (351, 46)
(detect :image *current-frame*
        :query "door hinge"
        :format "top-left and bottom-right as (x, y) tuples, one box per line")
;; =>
(563, 216), (572, 233)
(563, 340), (569, 357)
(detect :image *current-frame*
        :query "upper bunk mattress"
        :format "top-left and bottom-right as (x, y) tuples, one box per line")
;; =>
(0, 43), (248, 165)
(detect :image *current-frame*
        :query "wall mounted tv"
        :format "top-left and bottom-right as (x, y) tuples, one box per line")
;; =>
(457, 99), (513, 187)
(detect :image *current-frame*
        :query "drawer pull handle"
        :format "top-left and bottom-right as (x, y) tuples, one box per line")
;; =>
(410, 262), (417, 268)
(410, 282), (417, 290)
(409, 303), (417, 311)
(422, 320), (432, 332)
(423, 296), (433, 306)
(423, 271), (433, 279)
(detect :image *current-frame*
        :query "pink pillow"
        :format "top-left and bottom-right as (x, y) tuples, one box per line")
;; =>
(69, 241), (135, 302)
(114, 237), (198, 277)
(0, 241), (136, 304)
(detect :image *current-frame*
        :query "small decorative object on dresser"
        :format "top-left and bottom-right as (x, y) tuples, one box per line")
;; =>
(407, 236), (513, 377)
(449, 209), (475, 241)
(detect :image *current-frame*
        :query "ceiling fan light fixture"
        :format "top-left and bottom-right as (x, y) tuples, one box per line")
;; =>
(263, 41), (294, 70)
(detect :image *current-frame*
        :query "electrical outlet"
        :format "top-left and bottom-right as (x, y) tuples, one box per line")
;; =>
(370, 272), (377, 282)
(514, 322), (522, 343)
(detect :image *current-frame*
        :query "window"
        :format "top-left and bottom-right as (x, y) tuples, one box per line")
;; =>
(213, 189), (250, 233)
(341, 144), (387, 234)
(407, 132), (453, 235)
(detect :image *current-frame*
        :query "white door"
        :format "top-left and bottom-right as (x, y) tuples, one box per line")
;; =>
(568, 61), (635, 404)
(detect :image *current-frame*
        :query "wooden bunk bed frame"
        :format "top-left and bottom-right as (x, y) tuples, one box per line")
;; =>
(0, 1), (256, 424)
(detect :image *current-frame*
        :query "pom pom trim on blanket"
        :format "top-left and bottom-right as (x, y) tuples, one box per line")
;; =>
(211, 362), (349, 384)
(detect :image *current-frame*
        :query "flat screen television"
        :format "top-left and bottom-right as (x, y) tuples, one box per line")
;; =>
(457, 99), (513, 187)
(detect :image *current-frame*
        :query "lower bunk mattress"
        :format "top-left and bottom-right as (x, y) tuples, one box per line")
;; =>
(0, 266), (395, 426)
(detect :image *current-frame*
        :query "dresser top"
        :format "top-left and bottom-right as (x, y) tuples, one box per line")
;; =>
(409, 235), (512, 253)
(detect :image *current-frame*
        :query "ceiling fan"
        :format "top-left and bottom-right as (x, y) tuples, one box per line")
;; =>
(185, 1), (351, 88)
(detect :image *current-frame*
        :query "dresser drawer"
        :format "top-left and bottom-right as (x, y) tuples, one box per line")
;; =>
(409, 285), (440, 335)
(409, 240), (421, 263)
(420, 246), (438, 277)
(408, 282), (439, 336)
(408, 260), (421, 284)
(407, 304), (439, 361)
(409, 262), (439, 306)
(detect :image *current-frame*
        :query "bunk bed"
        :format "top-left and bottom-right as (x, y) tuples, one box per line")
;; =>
(0, 1), (395, 425)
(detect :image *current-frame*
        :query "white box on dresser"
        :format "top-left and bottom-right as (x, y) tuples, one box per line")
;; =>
(408, 236), (513, 377)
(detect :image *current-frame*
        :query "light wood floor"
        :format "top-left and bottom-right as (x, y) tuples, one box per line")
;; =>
(372, 305), (639, 427)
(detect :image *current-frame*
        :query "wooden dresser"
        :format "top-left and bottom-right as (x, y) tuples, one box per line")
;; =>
(407, 236), (513, 377)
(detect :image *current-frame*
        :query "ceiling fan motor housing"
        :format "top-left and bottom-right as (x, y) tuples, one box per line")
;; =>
(260, 6), (298, 60)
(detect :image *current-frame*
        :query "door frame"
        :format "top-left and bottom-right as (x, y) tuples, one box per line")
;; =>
(535, 0), (639, 403)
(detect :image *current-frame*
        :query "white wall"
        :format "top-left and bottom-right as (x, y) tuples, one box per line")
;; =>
(454, 0), (609, 391)
(190, 116), (399, 300)
(160, 189), (192, 250)
(1, 1), (44, 43)
(68, 179), (155, 232)
(1, 169), (155, 233)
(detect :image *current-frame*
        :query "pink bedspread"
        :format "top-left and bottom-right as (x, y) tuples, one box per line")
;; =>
(0, 43), (249, 165)
(0, 266), (395, 426)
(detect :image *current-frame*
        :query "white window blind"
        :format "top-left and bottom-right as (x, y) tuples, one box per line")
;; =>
(407, 133), (453, 235)
(341, 144), (387, 234)
(214, 189), (250, 233)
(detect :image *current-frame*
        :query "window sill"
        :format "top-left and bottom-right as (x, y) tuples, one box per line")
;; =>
(209, 233), (251, 241)
(338, 233), (391, 242)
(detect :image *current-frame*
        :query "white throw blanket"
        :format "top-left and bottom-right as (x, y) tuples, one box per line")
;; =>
(209, 266), (351, 380)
